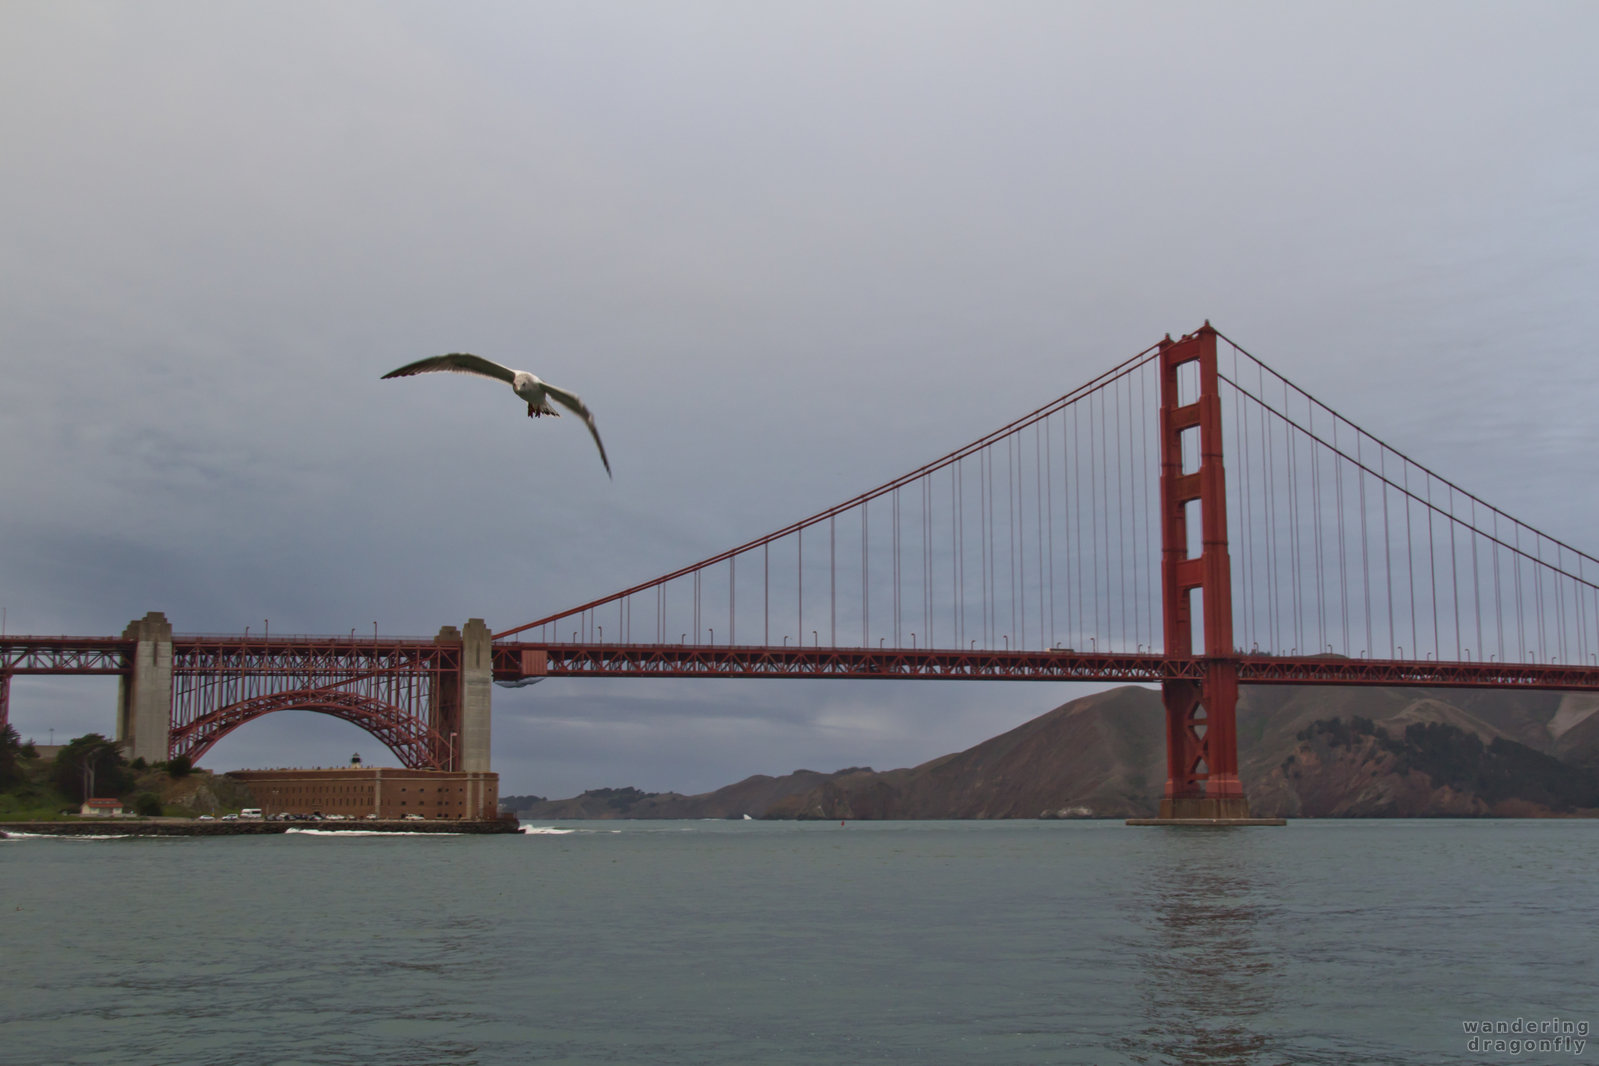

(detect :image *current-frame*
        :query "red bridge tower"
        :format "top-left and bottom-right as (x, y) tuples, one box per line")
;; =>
(1157, 324), (1249, 819)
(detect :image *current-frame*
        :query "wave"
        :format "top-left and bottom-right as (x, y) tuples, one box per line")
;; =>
(284, 828), (433, 837)
(1, 831), (134, 841)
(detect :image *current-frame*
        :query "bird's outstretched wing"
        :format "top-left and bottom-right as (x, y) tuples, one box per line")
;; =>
(543, 382), (613, 478)
(380, 353), (517, 385)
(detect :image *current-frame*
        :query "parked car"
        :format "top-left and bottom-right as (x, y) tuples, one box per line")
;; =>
(197, 815), (214, 821)
(403, 814), (425, 821)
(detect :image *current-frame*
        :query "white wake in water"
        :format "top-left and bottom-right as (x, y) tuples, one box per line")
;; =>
(1, 832), (133, 841)
(285, 828), (434, 837)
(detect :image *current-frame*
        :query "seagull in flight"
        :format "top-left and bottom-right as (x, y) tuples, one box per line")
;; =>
(381, 353), (611, 477)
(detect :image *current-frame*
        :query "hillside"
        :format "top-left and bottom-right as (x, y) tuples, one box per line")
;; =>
(506, 684), (1599, 820)
(512, 768), (873, 820)
(1253, 716), (1599, 817)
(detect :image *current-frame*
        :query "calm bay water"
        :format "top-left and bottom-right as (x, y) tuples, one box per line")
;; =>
(2, 819), (1593, 1065)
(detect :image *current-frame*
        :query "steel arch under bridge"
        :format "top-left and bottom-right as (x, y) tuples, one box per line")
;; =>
(167, 636), (462, 769)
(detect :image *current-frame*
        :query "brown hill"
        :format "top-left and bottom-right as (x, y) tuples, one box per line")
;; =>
(508, 684), (1599, 820)
(1252, 716), (1599, 817)
(516, 768), (868, 820)
(764, 685), (1165, 818)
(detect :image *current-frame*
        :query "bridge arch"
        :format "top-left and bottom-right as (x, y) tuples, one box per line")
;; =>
(171, 689), (449, 770)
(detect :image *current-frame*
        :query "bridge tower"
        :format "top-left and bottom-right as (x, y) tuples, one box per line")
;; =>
(1157, 325), (1249, 819)
(117, 611), (173, 765)
(430, 618), (492, 772)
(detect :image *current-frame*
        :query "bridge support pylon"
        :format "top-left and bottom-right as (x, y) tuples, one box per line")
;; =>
(117, 611), (173, 765)
(1144, 325), (1275, 824)
(431, 618), (493, 774)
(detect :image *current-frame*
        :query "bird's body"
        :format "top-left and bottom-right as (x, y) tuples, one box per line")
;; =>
(381, 353), (611, 476)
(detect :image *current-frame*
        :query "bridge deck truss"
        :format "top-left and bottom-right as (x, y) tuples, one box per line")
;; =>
(168, 638), (459, 768)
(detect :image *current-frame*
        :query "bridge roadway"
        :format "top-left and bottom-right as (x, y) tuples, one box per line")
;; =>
(500, 641), (1599, 691)
(8, 630), (1599, 780)
(8, 633), (1599, 691)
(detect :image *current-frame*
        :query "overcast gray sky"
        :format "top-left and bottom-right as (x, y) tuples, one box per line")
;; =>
(3, 2), (1596, 798)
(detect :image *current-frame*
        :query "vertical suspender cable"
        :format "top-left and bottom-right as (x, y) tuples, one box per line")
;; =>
(1115, 375), (1128, 652)
(1140, 363), (1152, 650)
(1426, 474), (1439, 660)
(1046, 415), (1056, 645)
(1237, 360), (1254, 652)
(1334, 417), (1349, 655)
(862, 501), (869, 647)
(1513, 524), (1524, 659)
(1009, 433), (1018, 647)
(1470, 500), (1482, 658)
(1381, 449), (1395, 658)
(1448, 485), (1461, 658)
(1260, 364), (1277, 652)
(829, 515), (836, 646)
(1074, 403), (1084, 647)
(1493, 512), (1504, 660)
(1098, 386), (1110, 649)
(1089, 396), (1100, 648)
(1286, 381), (1302, 652)
(1532, 537), (1543, 660)
(1404, 463), (1418, 657)
(1358, 430), (1372, 656)
(946, 463), (954, 649)
(1036, 424), (1045, 649)
(1311, 400), (1325, 652)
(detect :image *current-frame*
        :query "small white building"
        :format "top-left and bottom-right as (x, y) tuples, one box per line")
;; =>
(81, 798), (124, 817)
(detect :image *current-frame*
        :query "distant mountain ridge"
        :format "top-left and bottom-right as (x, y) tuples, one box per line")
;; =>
(507, 685), (1599, 820)
(507, 768), (872, 820)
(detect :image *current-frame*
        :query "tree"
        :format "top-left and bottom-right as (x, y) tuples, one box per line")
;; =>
(0, 724), (25, 788)
(52, 734), (134, 802)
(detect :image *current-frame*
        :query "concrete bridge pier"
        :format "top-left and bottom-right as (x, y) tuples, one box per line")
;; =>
(117, 611), (173, 764)
(432, 618), (492, 773)
(460, 617), (492, 773)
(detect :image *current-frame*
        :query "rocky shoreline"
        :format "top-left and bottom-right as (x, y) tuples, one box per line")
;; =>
(0, 818), (519, 837)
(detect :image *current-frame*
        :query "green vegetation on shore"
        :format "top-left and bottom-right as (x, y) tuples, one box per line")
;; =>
(0, 725), (254, 821)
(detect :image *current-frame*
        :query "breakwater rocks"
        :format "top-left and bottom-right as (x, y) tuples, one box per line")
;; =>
(1, 818), (519, 837)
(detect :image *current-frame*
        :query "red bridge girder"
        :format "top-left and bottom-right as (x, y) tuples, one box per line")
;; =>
(168, 637), (459, 769)
(1235, 655), (1599, 691)
(490, 641), (1599, 693)
(493, 642), (1198, 682)
(169, 687), (449, 768)
(0, 637), (134, 675)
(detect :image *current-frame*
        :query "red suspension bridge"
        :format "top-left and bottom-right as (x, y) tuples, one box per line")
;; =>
(6, 324), (1599, 817)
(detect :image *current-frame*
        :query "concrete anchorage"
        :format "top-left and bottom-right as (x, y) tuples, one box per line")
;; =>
(117, 611), (173, 764)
